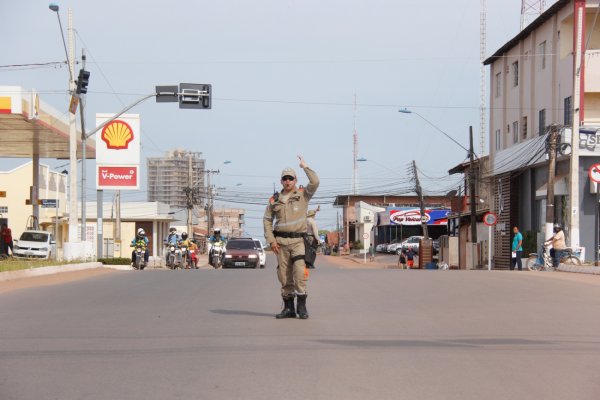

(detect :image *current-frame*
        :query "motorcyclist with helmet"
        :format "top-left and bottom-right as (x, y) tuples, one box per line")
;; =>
(208, 228), (225, 267)
(179, 232), (198, 268)
(131, 228), (150, 266)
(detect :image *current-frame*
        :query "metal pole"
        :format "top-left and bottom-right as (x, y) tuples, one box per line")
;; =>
(97, 190), (103, 258)
(545, 125), (558, 240)
(469, 126), (477, 243)
(67, 8), (78, 244)
(488, 225), (492, 271)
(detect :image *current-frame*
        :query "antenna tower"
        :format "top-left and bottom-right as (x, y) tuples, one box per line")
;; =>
(521, 0), (546, 31)
(479, 0), (487, 156)
(352, 94), (359, 195)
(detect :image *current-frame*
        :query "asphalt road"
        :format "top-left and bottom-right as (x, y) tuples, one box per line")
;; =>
(1, 254), (600, 400)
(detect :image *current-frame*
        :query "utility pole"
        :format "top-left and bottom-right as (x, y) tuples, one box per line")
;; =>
(412, 160), (429, 239)
(204, 169), (219, 248)
(79, 50), (87, 244)
(546, 125), (559, 240)
(469, 126), (477, 243)
(186, 153), (194, 235)
(569, 0), (586, 251)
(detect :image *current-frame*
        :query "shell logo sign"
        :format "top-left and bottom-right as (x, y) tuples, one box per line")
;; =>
(101, 120), (134, 149)
(95, 113), (140, 190)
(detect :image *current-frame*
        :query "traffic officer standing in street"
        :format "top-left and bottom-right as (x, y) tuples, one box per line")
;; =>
(264, 155), (319, 319)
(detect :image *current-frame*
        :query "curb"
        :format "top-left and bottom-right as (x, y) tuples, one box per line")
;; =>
(0, 262), (106, 282)
(557, 264), (600, 275)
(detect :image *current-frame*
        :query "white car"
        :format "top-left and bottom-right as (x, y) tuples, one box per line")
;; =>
(13, 230), (56, 259)
(252, 238), (266, 268)
(399, 236), (424, 254)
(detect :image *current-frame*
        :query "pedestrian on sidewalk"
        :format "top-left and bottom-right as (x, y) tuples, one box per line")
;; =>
(398, 249), (407, 269)
(1, 223), (13, 257)
(369, 243), (375, 262)
(406, 248), (415, 268)
(511, 226), (523, 271)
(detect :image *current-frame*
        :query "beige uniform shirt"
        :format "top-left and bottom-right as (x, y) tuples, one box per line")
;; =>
(552, 230), (566, 250)
(263, 167), (319, 245)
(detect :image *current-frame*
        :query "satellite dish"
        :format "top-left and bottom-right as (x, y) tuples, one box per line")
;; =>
(445, 190), (458, 198)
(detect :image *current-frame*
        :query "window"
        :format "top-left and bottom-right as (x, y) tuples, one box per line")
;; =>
(539, 109), (546, 135)
(495, 129), (502, 150)
(495, 72), (501, 97)
(522, 116), (528, 139)
(539, 41), (547, 69)
(564, 96), (573, 125)
(513, 121), (519, 143)
(0, 206), (7, 213)
(512, 61), (519, 86)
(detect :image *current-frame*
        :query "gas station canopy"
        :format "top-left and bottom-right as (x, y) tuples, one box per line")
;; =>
(0, 86), (95, 159)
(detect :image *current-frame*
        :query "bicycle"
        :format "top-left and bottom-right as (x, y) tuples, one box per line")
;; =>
(526, 245), (554, 271)
(526, 245), (582, 271)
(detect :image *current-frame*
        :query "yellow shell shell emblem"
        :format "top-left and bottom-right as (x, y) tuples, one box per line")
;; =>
(101, 120), (134, 150)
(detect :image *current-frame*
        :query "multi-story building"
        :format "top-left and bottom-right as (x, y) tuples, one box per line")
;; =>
(484, 0), (600, 266)
(147, 150), (206, 209)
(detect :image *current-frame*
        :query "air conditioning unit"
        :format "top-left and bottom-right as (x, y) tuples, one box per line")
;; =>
(363, 216), (371, 223)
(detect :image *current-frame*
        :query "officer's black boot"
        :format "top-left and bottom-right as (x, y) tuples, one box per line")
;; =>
(275, 296), (296, 319)
(296, 294), (309, 319)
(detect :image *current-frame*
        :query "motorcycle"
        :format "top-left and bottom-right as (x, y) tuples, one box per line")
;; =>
(181, 244), (197, 269)
(166, 244), (183, 270)
(211, 241), (224, 269)
(133, 245), (146, 270)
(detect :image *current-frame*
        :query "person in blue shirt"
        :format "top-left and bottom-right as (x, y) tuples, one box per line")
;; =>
(511, 226), (523, 271)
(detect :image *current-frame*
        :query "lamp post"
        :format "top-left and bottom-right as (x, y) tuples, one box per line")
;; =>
(49, 3), (79, 251)
(399, 109), (479, 261)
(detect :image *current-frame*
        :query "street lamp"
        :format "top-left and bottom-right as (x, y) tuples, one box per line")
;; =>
(398, 108), (470, 155)
(49, 3), (80, 259)
(48, 3), (72, 82)
(399, 109), (479, 246)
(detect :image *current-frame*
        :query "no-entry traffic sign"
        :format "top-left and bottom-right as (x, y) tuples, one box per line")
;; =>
(589, 164), (600, 183)
(483, 212), (498, 226)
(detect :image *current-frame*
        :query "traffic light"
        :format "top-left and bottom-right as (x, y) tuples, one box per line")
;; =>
(179, 83), (211, 109)
(76, 69), (91, 95)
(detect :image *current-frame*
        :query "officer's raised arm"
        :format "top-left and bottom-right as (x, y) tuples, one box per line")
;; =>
(298, 155), (319, 199)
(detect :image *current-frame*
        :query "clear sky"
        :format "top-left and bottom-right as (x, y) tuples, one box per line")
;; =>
(2, 0), (529, 237)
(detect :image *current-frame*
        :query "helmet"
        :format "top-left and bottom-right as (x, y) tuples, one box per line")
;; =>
(553, 223), (562, 232)
(137, 228), (145, 236)
(181, 232), (188, 240)
(214, 228), (221, 234)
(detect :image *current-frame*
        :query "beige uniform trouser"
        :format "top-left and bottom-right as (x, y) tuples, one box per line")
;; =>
(275, 237), (308, 297)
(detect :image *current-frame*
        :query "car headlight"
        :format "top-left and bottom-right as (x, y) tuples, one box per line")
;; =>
(224, 255), (232, 258)
(248, 254), (257, 259)
(40, 247), (48, 252)
(14, 245), (21, 250)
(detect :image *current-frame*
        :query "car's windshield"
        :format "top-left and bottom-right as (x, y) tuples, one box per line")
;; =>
(253, 240), (263, 250)
(20, 232), (49, 242)
(226, 240), (255, 250)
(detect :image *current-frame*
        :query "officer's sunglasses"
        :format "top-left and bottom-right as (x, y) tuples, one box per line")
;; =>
(281, 175), (295, 182)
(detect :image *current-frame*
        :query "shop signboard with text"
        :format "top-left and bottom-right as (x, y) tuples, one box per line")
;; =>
(95, 113), (140, 190)
(389, 208), (449, 226)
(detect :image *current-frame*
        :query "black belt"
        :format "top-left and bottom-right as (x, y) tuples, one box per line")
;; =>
(274, 231), (307, 238)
